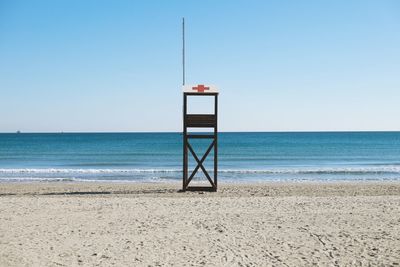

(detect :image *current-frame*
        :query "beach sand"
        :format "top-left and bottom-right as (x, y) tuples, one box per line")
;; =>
(1, 182), (400, 266)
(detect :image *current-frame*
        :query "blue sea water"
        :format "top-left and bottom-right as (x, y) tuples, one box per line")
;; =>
(1, 132), (400, 183)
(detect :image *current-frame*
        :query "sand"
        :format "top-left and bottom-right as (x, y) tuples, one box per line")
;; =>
(1, 182), (400, 266)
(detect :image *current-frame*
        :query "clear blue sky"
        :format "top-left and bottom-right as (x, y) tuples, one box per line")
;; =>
(1, 0), (399, 132)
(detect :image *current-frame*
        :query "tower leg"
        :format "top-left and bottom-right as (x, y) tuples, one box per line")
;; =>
(214, 95), (218, 191)
(182, 94), (187, 191)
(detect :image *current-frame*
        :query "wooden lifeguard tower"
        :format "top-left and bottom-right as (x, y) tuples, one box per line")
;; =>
(182, 85), (219, 191)
(180, 18), (219, 191)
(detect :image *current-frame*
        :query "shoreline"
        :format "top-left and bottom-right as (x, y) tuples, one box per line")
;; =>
(2, 180), (400, 197)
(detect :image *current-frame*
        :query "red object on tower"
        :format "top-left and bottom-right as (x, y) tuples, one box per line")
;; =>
(192, 84), (210, 93)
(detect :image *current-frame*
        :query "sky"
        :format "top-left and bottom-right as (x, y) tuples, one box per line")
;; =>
(0, 0), (399, 132)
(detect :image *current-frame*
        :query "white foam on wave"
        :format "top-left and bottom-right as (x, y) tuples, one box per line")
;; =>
(0, 176), (179, 183)
(1, 166), (400, 175)
(0, 168), (182, 174)
(219, 166), (400, 174)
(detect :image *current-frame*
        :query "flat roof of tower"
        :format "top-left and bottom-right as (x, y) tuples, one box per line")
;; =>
(183, 84), (218, 94)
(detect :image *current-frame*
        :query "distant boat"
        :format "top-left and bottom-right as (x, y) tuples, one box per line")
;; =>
(16, 130), (21, 134)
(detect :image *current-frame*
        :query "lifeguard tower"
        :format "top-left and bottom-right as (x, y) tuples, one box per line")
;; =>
(182, 84), (219, 191)
(180, 18), (219, 191)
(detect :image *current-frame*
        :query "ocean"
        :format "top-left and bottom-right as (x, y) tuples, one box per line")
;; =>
(1, 132), (400, 183)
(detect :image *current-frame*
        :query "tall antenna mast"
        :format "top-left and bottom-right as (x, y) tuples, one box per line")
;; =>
(182, 17), (185, 86)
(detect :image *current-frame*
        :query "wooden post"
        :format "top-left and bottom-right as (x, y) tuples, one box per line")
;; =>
(183, 94), (188, 191)
(214, 94), (218, 189)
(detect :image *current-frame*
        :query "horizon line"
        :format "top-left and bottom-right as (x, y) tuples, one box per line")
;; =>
(1, 130), (400, 134)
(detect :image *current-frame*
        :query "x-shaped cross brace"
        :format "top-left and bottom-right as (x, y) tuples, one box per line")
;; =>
(185, 140), (216, 188)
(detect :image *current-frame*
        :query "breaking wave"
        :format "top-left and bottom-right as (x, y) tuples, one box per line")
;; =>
(1, 166), (400, 175)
